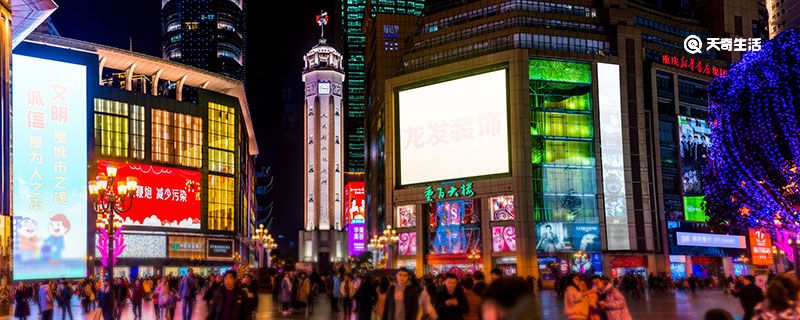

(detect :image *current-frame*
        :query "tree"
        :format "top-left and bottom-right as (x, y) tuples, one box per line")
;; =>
(704, 29), (800, 259)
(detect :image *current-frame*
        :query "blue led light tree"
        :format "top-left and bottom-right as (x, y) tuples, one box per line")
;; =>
(705, 29), (800, 267)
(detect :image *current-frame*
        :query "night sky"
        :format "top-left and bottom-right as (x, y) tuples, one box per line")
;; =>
(51, 0), (339, 252)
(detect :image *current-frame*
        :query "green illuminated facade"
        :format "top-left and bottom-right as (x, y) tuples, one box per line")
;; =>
(339, 0), (424, 172)
(529, 59), (600, 225)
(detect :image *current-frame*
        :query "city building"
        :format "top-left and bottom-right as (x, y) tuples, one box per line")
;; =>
(337, 0), (425, 173)
(162, 0), (245, 80)
(366, 0), (764, 281)
(767, 0), (800, 38)
(298, 35), (348, 271)
(10, 33), (258, 279)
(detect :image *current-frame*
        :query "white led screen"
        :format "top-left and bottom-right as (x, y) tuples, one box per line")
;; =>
(398, 69), (510, 185)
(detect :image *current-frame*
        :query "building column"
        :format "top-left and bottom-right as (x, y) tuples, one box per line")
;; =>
(98, 56), (107, 85)
(176, 75), (187, 101)
(151, 69), (163, 96)
(125, 63), (137, 91)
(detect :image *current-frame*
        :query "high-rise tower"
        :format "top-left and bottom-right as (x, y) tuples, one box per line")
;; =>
(299, 14), (347, 268)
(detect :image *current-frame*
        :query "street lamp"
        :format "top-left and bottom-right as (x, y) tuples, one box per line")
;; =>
(467, 249), (481, 273)
(773, 245), (786, 272)
(379, 225), (399, 269)
(252, 224), (278, 267)
(88, 163), (137, 279)
(367, 235), (385, 268)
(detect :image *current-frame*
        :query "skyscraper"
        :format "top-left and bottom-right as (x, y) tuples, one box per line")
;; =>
(299, 20), (348, 269)
(338, 0), (424, 173)
(162, 0), (244, 79)
(767, 0), (800, 38)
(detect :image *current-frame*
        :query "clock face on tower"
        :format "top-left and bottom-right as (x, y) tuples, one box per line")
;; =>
(318, 82), (331, 95)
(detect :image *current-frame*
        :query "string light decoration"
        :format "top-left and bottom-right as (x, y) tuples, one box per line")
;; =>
(704, 29), (800, 262)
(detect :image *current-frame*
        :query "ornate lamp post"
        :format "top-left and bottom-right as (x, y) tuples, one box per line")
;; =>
(467, 249), (481, 273)
(773, 245), (786, 272)
(252, 224), (278, 268)
(367, 235), (385, 269)
(379, 225), (399, 269)
(88, 163), (137, 279)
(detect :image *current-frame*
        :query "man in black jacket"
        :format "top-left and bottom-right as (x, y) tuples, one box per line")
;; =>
(382, 268), (421, 320)
(208, 270), (247, 320)
(731, 275), (764, 320)
(434, 273), (469, 320)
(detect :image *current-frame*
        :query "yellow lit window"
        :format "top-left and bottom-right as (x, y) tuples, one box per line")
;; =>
(209, 175), (234, 231)
(151, 109), (203, 168)
(208, 102), (236, 173)
(94, 99), (144, 159)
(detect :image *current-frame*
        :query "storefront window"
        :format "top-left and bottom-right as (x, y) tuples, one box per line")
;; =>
(151, 109), (203, 168)
(208, 102), (236, 174)
(209, 175), (234, 231)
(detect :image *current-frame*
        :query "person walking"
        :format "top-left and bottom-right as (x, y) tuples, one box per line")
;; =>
(281, 270), (295, 316)
(340, 274), (356, 319)
(434, 273), (469, 320)
(38, 281), (54, 320)
(592, 276), (631, 320)
(113, 278), (128, 320)
(564, 274), (589, 320)
(242, 274), (259, 319)
(13, 283), (31, 320)
(158, 281), (178, 320)
(179, 268), (197, 320)
(354, 275), (376, 320)
(297, 273), (311, 315)
(731, 275), (765, 320)
(130, 279), (144, 320)
(753, 273), (800, 319)
(332, 271), (343, 312)
(459, 276), (481, 320)
(472, 271), (487, 296)
(57, 279), (74, 320)
(97, 279), (114, 320)
(153, 278), (165, 320)
(382, 268), (421, 320)
(375, 277), (390, 320)
(207, 271), (245, 320)
(203, 274), (222, 308)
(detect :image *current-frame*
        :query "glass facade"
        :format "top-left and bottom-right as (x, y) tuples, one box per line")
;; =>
(341, 0), (424, 172)
(94, 99), (145, 159)
(530, 59), (600, 252)
(151, 109), (203, 168)
(209, 174), (234, 231)
(208, 102), (236, 174)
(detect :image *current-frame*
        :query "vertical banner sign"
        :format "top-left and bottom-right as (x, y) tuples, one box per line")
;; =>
(346, 182), (366, 256)
(597, 62), (630, 250)
(12, 54), (88, 280)
(748, 229), (774, 266)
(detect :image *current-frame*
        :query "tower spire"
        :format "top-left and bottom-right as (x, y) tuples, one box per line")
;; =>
(316, 11), (328, 40)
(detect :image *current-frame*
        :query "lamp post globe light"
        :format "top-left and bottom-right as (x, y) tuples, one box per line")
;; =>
(252, 224), (278, 267)
(367, 235), (385, 268)
(380, 225), (399, 269)
(467, 249), (481, 273)
(88, 163), (137, 279)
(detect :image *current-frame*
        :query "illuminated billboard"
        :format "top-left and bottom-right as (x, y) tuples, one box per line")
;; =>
(427, 200), (480, 255)
(535, 222), (572, 253)
(491, 226), (516, 252)
(12, 54), (88, 280)
(398, 232), (417, 256)
(345, 182), (366, 256)
(679, 116), (710, 222)
(676, 232), (746, 249)
(489, 195), (515, 221)
(748, 229), (773, 266)
(398, 69), (509, 185)
(98, 161), (201, 229)
(396, 205), (416, 228)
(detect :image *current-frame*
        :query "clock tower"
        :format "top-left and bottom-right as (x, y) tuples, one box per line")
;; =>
(299, 17), (347, 268)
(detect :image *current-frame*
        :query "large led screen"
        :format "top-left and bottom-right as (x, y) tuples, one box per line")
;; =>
(679, 116), (710, 222)
(98, 161), (201, 229)
(398, 69), (509, 185)
(12, 54), (88, 280)
(427, 200), (480, 255)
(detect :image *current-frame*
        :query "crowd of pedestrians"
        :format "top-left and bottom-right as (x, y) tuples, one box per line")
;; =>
(7, 268), (260, 320)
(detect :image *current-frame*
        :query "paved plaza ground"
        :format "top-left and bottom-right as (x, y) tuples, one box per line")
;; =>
(1, 289), (745, 320)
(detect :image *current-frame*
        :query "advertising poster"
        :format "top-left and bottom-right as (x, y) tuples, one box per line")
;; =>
(95, 234), (166, 259)
(12, 54), (88, 280)
(535, 222), (572, 253)
(207, 239), (234, 260)
(490, 195), (515, 221)
(491, 226), (516, 252)
(347, 223), (366, 256)
(344, 182), (365, 226)
(428, 200), (481, 255)
(679, 116), (710, 222)
(98, 161), (201, 228)
(748, 229), (774, 265)
(571, 253), (603, 275)
(572, 224), (602, 252)
(397, 205), (416, 228)
(398, 232), (417, 256)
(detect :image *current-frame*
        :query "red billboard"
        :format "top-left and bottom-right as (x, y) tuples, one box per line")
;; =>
(98, 161), (201, 229)
(749, 229), (773, 266)
(344, 182), (365, 226)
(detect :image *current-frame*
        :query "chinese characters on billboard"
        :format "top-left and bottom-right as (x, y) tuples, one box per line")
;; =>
(396, 205), (416, 228)
(427, 200), (480, 255)
(490, 195), (515, 221)
(398, 232), (417, 256)
(748, 229), (773, 266)
(12, 54), (88, 280)
(491, 226), (516, 252)
(345, 182), (366, 256)
(679, 116), (710, 222)
(98, 161), (201, 229)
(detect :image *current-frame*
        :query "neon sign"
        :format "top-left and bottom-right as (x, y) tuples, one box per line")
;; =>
(660, 54), (728, 76)
(423, 182), (476, 202)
